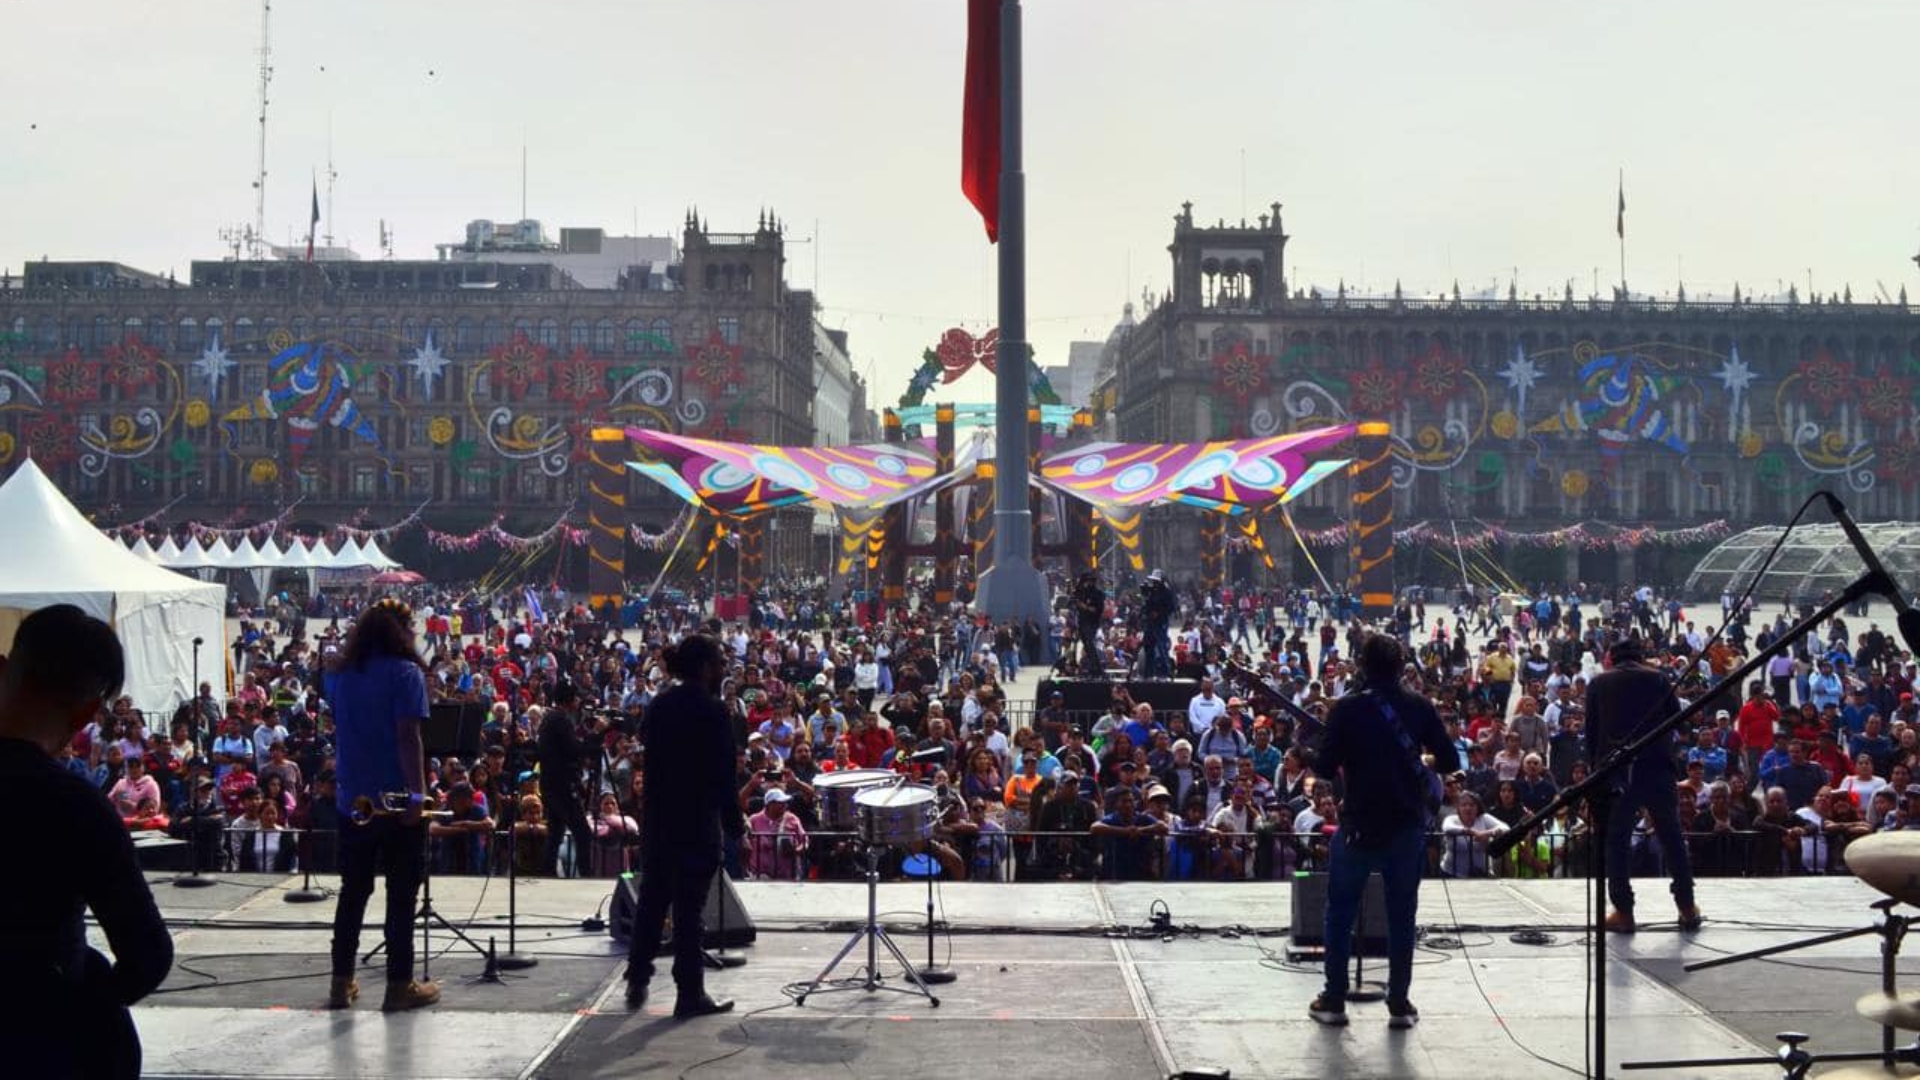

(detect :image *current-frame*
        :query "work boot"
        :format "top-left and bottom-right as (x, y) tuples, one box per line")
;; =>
(625, 980), (648, 1009)
(1604, 909), (1636, 934)
(381, 979), (441, 1013)
(326, 976), (359, 1010)
(1676, 903), (1704, 931)
(673, 993), (734, 1020)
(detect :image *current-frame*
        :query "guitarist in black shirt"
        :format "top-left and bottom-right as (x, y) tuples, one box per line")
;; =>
(0, 605), (172, 1078)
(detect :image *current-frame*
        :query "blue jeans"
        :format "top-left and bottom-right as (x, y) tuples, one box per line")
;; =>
(1322, 822), (1425, 1006)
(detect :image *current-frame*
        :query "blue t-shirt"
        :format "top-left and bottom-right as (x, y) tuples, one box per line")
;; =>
(325, 657), (429, 815)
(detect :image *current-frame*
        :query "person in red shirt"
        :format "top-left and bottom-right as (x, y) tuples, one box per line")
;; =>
(1812, 731), (1851, 787)
(846, 712), (894, 769)
(1735, 682), (1781, 780)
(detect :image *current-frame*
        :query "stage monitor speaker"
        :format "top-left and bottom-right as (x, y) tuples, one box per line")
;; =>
(424, 702), (485, 761)
(608, 868), (757, 951)
(1288, 871), (1387, 955)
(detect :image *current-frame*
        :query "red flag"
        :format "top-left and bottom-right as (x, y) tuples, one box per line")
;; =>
(961, 0), (1000, 242)
(306, 179), (321, 262)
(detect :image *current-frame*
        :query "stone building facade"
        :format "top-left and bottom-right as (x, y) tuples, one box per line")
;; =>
(1099, 203), (1920, 588)
(0, 214), (842, 574)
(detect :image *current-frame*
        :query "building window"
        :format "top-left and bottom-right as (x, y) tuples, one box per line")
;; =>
(718, 316), (741, 346)
(177, 318), (201, 352)
(462, 469), (491, 499)
(594, 319), (616, 353)
(456, 318), (478, 352)
(296, 468), (321, 496)
(204, 317), (224, 351)
(623, 319), (645, 354)
(35, 316), (58, 350)
(518, 465), (545, 499)
(537, 318), (560, 347)
(240, 363), (267, 400)
(1641, 470), (1670, 517)
(650, 318), (674, 352)
(569, 319), (590, 349)
(93, 316), (113, 349)
(406, 464), (433, 495)
(481, 319), (505, 348)
(148, 316), (171, 352)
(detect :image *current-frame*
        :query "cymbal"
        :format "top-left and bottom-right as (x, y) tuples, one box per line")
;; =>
(1858, 989), (1920, 1031)
(1844, 832), (1920, 907)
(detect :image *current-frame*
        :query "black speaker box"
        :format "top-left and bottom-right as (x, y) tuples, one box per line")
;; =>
(608, 867), (757, 951)
(1288, 871), (1388, 956)
(424, 702), (486, 761)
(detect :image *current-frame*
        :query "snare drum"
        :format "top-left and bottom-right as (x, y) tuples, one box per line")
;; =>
(813, 769), (897, 831)
(854, 783), (937, 846)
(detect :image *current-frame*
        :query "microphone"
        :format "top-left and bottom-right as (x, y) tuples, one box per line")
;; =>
(1821, 492), (1920, 654)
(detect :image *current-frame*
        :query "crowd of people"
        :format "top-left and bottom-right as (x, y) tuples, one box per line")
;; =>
(61, 573), (1917, 890)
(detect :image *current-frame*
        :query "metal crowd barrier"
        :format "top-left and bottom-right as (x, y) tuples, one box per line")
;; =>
(147, 821), (1874, 885)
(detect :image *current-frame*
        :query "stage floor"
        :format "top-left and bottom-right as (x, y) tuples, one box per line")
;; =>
(117, 871), (1911, 1079)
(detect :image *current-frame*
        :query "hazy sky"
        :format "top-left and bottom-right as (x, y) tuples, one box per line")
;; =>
(5, 1), (1918, 409)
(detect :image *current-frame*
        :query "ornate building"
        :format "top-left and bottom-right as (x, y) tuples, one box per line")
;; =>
(0, 213), (844, 573)
(1099, 202), (1920, 587)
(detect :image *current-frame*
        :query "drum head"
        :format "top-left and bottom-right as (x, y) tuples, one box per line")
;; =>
(855, 783), (938, 845)
(815, 769), (897, 790)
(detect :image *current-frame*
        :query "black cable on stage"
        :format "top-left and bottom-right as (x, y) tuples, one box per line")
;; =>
(1437, 873), (1585, 1077)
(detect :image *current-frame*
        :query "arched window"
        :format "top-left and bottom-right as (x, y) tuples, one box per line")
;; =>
(481, 318), (505, 348)
(233, 317), (255, 348)
(176, 317), (200, 352)
(569, 319), (590, 349)
(401, 319), (419, 351)
(513, 317), (534, 342)
(204, 317), (224, 353)
(455, 318), (477, 352)
(370, 316), (391, 349)
(650, 318), (674, 352)
(93, 316), (113, 348)
(623, 319), (645, 354)
(537, 317), (559, 347)
(594, 319), (616, 353)
(36, 316), (58, 350)
(148, 316), (171, 351)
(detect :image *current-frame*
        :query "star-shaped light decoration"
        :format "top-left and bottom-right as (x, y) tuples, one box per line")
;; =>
(1716, 343), (1756, 442)
(407, 330), (451, 396)
(193, 332), (235, 396)
(1498, 343), (1541, 419)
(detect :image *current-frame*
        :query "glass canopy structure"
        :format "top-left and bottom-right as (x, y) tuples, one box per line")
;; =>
(1684, 522), (1920, 603)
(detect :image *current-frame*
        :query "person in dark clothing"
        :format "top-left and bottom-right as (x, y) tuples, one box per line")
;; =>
(323, 597), (440, 1014)
(1073, 571), (1106, 675)
(625, 633), (742, 1019)
(1309, 632), (1459, 1030)
(1587, 635), (1701, 934)
(537, 682), (602, 876)
(0, 604), (171, 1079)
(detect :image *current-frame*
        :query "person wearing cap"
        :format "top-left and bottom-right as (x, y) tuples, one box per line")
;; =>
(1686, 725), (1730, 784)
(1090, 786), (1166, 881)
(1034, 770), (1097, 878)
(171, 770), (228, 870)
(744, 787), (808, 881)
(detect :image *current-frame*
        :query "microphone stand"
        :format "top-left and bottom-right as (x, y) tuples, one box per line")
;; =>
(496, 792), (537, 970)
(284, 823), (328, 903)
(1490, 564), (1895, 1079)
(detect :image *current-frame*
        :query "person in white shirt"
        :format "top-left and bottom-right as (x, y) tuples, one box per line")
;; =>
(1440, 791), (1508, 877)
(1188, 677), (1227, 731)
(252, 716), (290, 771)
(1207, 783), (1259, 879)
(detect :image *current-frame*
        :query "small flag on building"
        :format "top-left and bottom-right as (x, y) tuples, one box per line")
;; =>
(306, 179), (321, 262)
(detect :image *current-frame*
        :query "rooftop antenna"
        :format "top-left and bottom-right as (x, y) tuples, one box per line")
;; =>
(250, 0), (274, 259)
(323, 113), (338, 248)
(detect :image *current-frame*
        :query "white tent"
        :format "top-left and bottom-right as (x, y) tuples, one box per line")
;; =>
(128, 537), (161, 563)
(154, 536), (184, 565)
(168, 538), (216, 571)
(361, 538), (402, 571)
(0, 460), (226, 713)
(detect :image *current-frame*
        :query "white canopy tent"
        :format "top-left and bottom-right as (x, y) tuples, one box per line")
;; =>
(0, 460), (226, 714)
(128, 537), (161, 563)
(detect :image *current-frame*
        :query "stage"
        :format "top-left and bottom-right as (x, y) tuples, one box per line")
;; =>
(118, 872), (1909, 1079)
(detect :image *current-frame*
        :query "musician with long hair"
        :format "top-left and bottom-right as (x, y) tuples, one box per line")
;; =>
(624, 632), (742, 1019)
(323, 597), (440, 1013)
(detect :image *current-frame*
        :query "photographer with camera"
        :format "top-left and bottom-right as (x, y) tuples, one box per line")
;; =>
(1138, 569), (1176, 679)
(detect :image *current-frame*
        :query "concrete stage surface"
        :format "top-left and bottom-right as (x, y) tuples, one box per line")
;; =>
(118, 871), (1914, 1079)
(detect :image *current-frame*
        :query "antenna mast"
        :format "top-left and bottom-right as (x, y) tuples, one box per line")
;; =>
(324, 114), (338, 249)
(250, 0), (274, 259)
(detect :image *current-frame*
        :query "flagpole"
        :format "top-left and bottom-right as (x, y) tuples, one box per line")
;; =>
(975, 0), (1048, 624)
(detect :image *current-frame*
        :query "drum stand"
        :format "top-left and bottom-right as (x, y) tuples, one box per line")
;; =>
(793, 845), (940, 1008)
